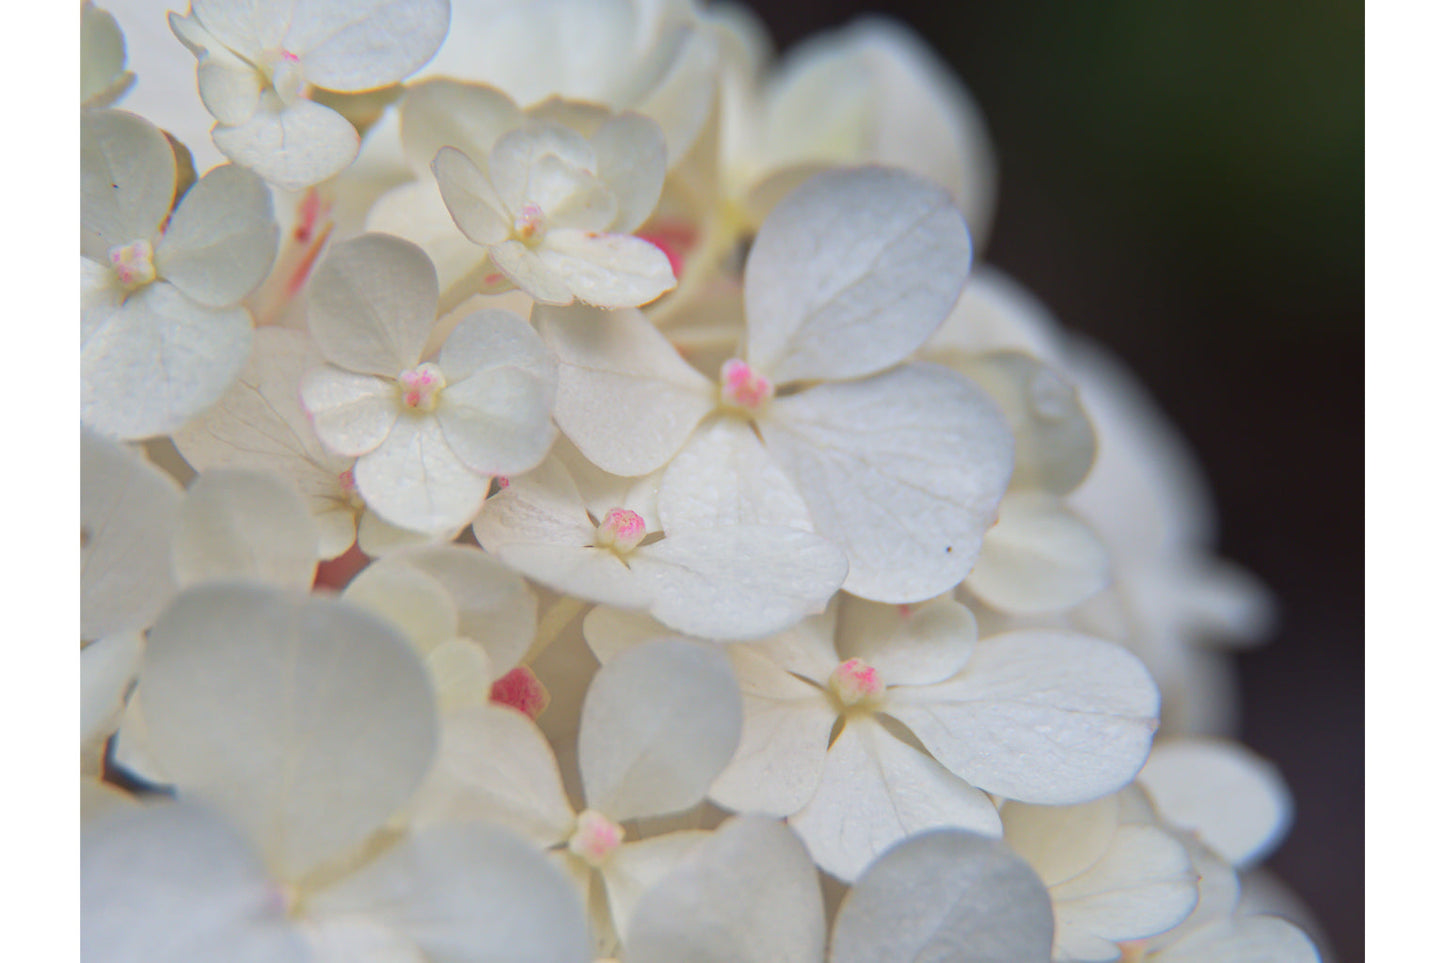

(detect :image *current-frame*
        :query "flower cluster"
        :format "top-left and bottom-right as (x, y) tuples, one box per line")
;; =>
(81, 2), (1324, 961)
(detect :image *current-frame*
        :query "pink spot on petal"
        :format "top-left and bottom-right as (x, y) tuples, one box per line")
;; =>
(280, 49), (300, 63)
(490, 666), (550, 720)
(483, 272), (504, 286)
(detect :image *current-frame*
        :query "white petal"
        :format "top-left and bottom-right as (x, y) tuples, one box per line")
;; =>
(631, 526), (848, 640)
(81, 282), (252, 440)
(591, 111), (668, 233)
(658, 417), (812, 531)
(80, 2), (130, 106)
(1000, 795), (1121, 889)
(836, 594), (978, 687)
(213, 97), (360, 192)
(887, 631), (1159, 805)
(790, 716), (1001, 882)
(343, 561), (459, 653)
(707, 648), (837, 816)
(174, 469), (319, 589)
(81, 108), (175, 259)
(624, 816), (825, 963)
(400, 543), (538, 671)
(355, 414), (490, 533)
(299, 365), (399, 456)
(424, 638), (496, 714)
(82, 802), (307, 963)
(302, 915), (424, 963)
(742, 605), (843, 683)
(537, 303), (715, 476)
(966, 492), (1111, 615)
(830, 828), (1054, 963)
(288, 0), (449, 91)
(490, 237), (577, 304)
(408, 704), (575, 845)
(1137, 739), (1293, 869)
(743, 166), (971, 383)
(1151, 916), (1320, 963)
(401, 80), (524, 173)
(156, 164), (279, 307)
(196, 46), (264, 127)
(582, 606), (674, 663)
(760, 364), (1013, 602)
(358, 507), (452, 556)
(81, 256), (123, 342)
(307, 233), (440, 375)
(140, 584), (438, 879)
(433, 145), (513, 244)
(538, 228), (677, 308)
(579, 639), (742, 821)
(1052, 825), (1198, 960)
(632, 23), (720, 167)
(554, 437), (664, 531)
(926, 264), (1067, 362)
(191, 0), (285, 55)
(310, 823), (592, 963)
(81, 428), (181, 640)
(489, 121), (598, 215)
(81, 632), (144, 753)
(601, 831), (711, 941)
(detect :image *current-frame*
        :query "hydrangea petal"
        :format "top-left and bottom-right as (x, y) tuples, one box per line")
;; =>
(81, 109), (175, 259)
(579, 639), (742, 821)
(402, 80), (524, 173)
(836, 594), (978, 687)
(790, 716), (1001, 882)
(191, 0), (287, 56)
(195, 44), (264, 127)
(537, 303), (715, 476)
(81, 2), (130, 106)
(1137, 739), (1293, 869)
(631, 526), (848, 640)
(760, 364), (1013, 603)
(81, 282), (252, 440)
(140, 584), (438, 879)
(601, 831), (711, 940)
(966, 493), (1111, 616)
(81, 428), (181, 640)
(288, 0), (450, 92)
(354, 413), (490, 533)
(830, 829), (1053, 963)
(538, 228), (676, 308)
(489, 121), (598, 215)
(309, 823), (592, 963)
(299, 365), (399, 457)
(81, 256), (122, 342)
(402, 544), (538, 671)
(743, 166), (970, 384)
(213, 98), (360, 192)
(82, 802), (308, 963)
(489, 237), (577, 304)
(173, 469), (320, 589)
(1150, 916), (1320, 963)
(624, 816), (825, 963)
(81, 632), (144, 754)
(658, 417), (813, 531)
(343, 562), (459, 653)
(432, 146), (512, 244)
(1001, 795), (1121, 889)
(887, 631), (1159, 805)
(592, 111), (668, 233)
(307, 233), (440, 375)
(156, 164), (278, 308)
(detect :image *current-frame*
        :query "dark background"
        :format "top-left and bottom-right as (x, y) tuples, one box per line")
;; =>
(737, 2), (1363, 960)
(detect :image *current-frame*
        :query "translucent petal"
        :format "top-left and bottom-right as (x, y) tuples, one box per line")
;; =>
(173, 469), (319, 589)
(424, 638), (496, 714)
(592, 111), (668, 233)
(197, 46), (264, 127)
(926, 264), (1067, 362)
(288, 0), (450, 92)
(760, 364), (1013, 603)
(81, 283), (252, 440)
(830, 828), (1053, 963)
(744, 166), (970, 384)
(81, 632), (144, 753)
(81, 3), (129, 106)
(191, 0), (288, 56)
(1137, 739), (1293, 869)
(966, 492), (1111, 615)
(836, 594), (977, 687)
(1001, 795), (1120, 889)
(157, 164), (279, 307)
(432, 146), (512, 244)
(790, 716), (1001, 882)
(354, 414), (490, 533)
(887, 631), (1159, 805)
(401, 80), (524, 173)
(307, 233), (440, 375)
(554, 438), (664, 531)
(310, 823), (592, 963)
(1150, 916), (1320, 963)
(401, 544), (538, 671)
(343, 562), (459, 653)
(302, 915), (424, 962)
(582, 606), (672, 663)
(632, 23), (720, 168)
(601, 831), (711, 940)
(489, 237), (576, 304)
(624, 816), (825, 963)
(538, 228), (677, 308)
(213, 97), (360, 192)
(489, 122), (598, 216)
(81, 256), (123, 343)
(536, 303), (714, 476)
(141, 584), (437, 879)
(631, 526), (848, 640)
(658, 417), (813, 532)
(742, 605), (842, 683)
(579, 639), (742, 821)
(81, 428), (181, 640)
(82, 802), (308, 963)
(81, 109), (175, 259)
(299, 365), (399, 457)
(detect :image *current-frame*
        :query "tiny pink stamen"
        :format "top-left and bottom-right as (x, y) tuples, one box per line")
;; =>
(595, 507), (646, 554)
(490, 666), (550, 720)
(829, 658), (885, 708)
(108, 239), (156, 288)
(719, 358), (774, 413)
(397, 363), (445, 412)
(280, 49), (299, 63)
(514, 202), (545, 241)
(569, 809), (625, 867)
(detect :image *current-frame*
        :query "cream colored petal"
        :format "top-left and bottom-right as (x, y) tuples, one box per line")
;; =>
(156, 164), (278, 308)
(966, 492), (1111, 616)
(173, 469), (320, 589)
(307, 233), (440, 375)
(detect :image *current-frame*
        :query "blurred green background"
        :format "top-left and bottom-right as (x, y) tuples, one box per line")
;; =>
(741, 2), (1363, 960)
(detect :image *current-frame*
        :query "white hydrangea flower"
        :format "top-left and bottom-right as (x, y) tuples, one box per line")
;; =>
(85, 581), (592, 961)
(541, 166), (1013, 602)
(431, 109), (676, 307)
(298, 233), (558, 534)
(168, 0), (451, 190)
(81, 2), (135, 109)
(172, 469), (321, 590)
(473, 455), (848, 640)
(82, 109), (278, 439)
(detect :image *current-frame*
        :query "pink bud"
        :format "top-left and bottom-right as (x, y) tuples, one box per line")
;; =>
(490, 665), (550, 720)
(719, 359), (774, 413)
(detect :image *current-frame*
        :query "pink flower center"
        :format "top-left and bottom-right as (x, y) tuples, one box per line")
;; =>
(397, 363), (445, 412)
(569, 809), (624, 867)
(108, 239), (155, 288)
(514, 202), (546, 242)
(718, 358), (774, 413)
(489, 666), (550, 720)
(829, 658), (885, 708)
(594, 507), (646, 554)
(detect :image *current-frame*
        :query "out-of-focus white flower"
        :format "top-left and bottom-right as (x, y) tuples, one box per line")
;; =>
(542, 166), (1013, 603)
(82, 2), (135, 108)
(168, 0), (451, 189)
(172, 469), (321, 590)
(474, 456), (847, 640)
(82, 109), (278, 439)
(299, 233), (557, 534)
